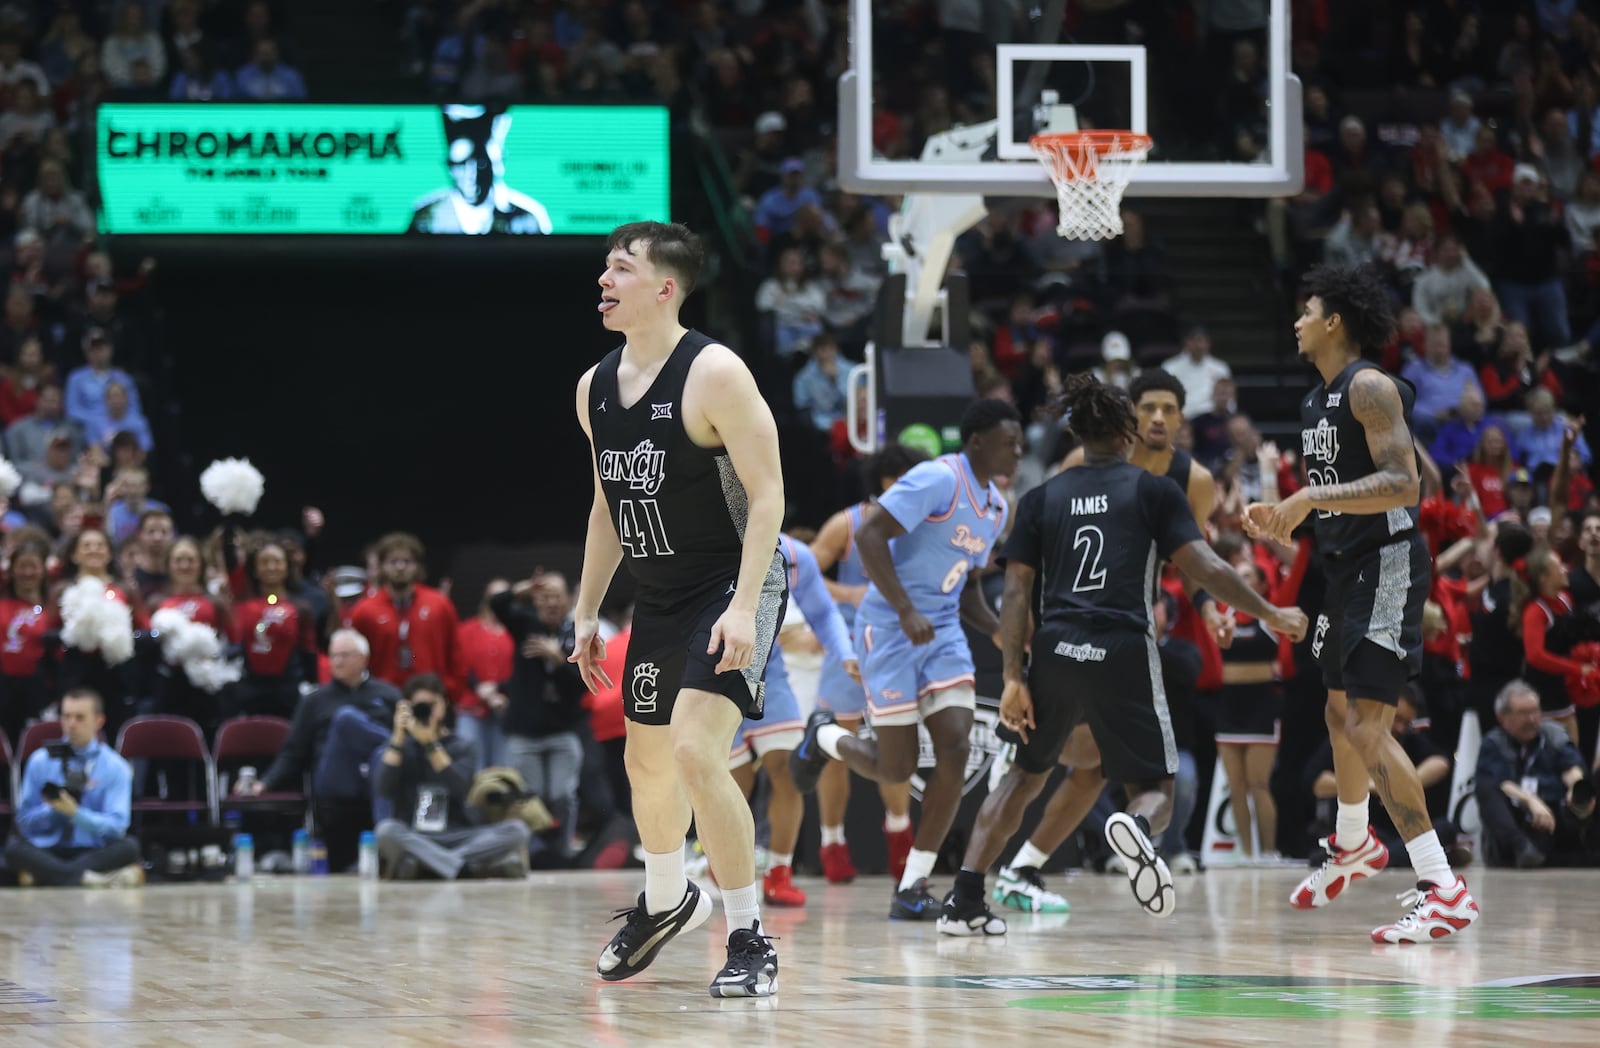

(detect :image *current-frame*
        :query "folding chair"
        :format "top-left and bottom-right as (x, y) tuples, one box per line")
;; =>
(116, 715), (217, 826)
(213, 716), (309, 821)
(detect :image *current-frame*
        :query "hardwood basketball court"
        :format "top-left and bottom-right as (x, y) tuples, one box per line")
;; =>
(3, 866), (1598, 1046)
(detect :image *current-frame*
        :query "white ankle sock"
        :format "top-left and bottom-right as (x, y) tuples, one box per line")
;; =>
(768, 852), (793, 871)
(1404, 830), (1453, 888)
(722, 880), (761, 932)
(898, 848), (937, 891)
(1335, 799), (1369, 849)
(820, 824), (846, 847)
(643, 845), (687, 914)
(884, 810), (911, 833)
(816, 723), (851, 759)
(1009, 840), (1051, 871)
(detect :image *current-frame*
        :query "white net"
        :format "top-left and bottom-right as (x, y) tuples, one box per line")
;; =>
(1029, 132), (1153, 242)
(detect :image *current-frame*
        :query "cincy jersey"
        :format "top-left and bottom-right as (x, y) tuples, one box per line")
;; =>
(857, 454), (1007, 629)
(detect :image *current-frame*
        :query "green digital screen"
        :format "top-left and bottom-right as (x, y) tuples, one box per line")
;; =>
(95, 103), (670, 235)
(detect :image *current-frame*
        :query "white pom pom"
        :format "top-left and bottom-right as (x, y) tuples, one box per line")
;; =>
(0, 456), (21, 499)
(152, 606), (243, 693)
(199, 458), (265, 516)
(59, 577), (135, 665)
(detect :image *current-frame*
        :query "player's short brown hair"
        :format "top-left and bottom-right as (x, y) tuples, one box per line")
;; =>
(607, 221), (705, 298)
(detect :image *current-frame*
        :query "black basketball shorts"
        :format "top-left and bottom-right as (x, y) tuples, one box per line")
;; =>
(1012, 625), (1179, 785)
(1214, 681), (1283, 745)
(623, 553), (788, 726)
(1311, 534), (1428, 705)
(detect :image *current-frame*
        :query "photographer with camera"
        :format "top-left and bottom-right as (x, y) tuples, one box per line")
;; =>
(373, 674), (531, 880)
(489, 568), (586, 859)
(1476, 680), (1600, 868)
(5, 688), (143, 887)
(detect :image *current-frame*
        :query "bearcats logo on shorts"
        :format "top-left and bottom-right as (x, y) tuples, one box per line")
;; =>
(1311, 614), (1330, 659)
(631, 663), (660, 715)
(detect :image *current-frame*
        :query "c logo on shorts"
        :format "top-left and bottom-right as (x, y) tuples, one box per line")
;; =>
(631, 663), (660, 714)
(1310, 614), (1330, 659)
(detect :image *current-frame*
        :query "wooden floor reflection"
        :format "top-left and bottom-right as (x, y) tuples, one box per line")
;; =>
(3, 866), (1599, 1046)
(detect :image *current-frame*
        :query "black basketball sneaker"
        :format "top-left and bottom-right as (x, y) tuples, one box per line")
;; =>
(710, 921), (778, 998)
(596, 881), (713, 981)
(789, 709), (837, 793)
(889, 878), (940, 920)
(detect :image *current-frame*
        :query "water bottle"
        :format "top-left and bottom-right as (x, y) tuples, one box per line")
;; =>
(292, 828), (310, 874)
(358, 830), (378, 881)
(309, 839), (329, 876)
(233, 833), (254, 880)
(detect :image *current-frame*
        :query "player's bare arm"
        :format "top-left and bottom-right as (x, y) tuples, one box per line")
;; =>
(1246, 371), (1418, 544)
(570, 365), (625, 692)
(1169, 539), (1308, 642)
(694, 345), (785, 673)
(997, 559), (1036, 741)
(812, 507), (870, 606)
(854, 509), (933, 645)
(958, 571), (1001, 639)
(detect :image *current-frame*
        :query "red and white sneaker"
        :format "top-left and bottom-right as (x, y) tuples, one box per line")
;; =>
(1370, 877), (1479, 943)
(885, 823), (915, 884)
(762, 865), (807, 907)
(1289, 828), (1389, 910)
(819, 842), (857, 884)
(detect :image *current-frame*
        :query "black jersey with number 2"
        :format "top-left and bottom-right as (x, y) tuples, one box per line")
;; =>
(588, 329), (750, 605)
(1299, 359), (1419, 558)
(1003, 461), (1202, 633)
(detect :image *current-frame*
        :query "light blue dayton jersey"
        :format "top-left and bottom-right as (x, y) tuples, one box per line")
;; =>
(856, 453), (1008, 631)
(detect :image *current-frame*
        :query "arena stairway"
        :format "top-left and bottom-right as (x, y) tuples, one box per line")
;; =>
(1135, 198), (1306, 440)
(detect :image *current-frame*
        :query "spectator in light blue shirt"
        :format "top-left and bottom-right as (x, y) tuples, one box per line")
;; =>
(86, 381), (154, 453)
(1402, 324), (1484, 443)
(754, 159), (823, 238)
(1518, 387), (1591, 476)
(792, 335), (853, 433)
(4, 688), (143, 887)
(236, 39), (306, 100)
(65, 331), (142, 436)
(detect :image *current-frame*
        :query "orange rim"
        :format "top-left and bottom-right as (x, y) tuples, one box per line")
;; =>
(1028, 130), (1153, 159)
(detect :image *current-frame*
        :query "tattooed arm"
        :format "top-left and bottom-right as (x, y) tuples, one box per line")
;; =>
(1244, 371), (1421, 544)
(1305, 369), (1422, 513)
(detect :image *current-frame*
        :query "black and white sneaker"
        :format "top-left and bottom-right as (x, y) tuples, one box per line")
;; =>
(937, 890), (1008, 936)
(596, 881), (713, 981)
(788, 710), (837, 794)
(1104, 812), (1175, 918)
(709, 921), (778, 998)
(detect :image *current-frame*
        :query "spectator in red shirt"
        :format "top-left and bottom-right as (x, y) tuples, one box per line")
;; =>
(1466, 424), (1518, 518)
(1461, 125), (1514, 194)
(349, 532), (462, 699)
(587, 608), (631, 821)
(456, 578), (513, 771)
(0, 534), (57, 742)
(230, 539), (316, 721)
(0, 336), (55, 427)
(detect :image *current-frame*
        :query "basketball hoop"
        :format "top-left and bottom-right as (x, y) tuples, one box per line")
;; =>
(1029, 131), (1154, 242)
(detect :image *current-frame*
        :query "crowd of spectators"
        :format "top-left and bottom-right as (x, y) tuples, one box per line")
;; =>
(5, 2), (1600, 888)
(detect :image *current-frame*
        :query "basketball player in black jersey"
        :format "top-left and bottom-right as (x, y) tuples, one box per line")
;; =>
(939, 375), (1307, 934)
(985, 370), (1227, 913)
(573, 222), (787, 996)
(1244, 264), (1480, 943)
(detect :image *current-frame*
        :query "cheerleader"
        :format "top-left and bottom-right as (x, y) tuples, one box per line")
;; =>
(228, 539), (316, 720)
(54, 528), (145, 736)
(1215, 555), (1286, 864)
(0, 536), (58, 743)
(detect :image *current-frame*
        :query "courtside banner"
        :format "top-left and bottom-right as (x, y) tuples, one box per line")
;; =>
(96, 103), (669, 235)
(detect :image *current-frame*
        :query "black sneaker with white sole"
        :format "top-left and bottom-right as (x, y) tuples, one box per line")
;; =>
(596, 881), (713, 981)
(937, 890), (1008, 936)
(788, 710), (837, 794)
(1104, 812), (1175, 918)
(710, 921), (778, 998)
